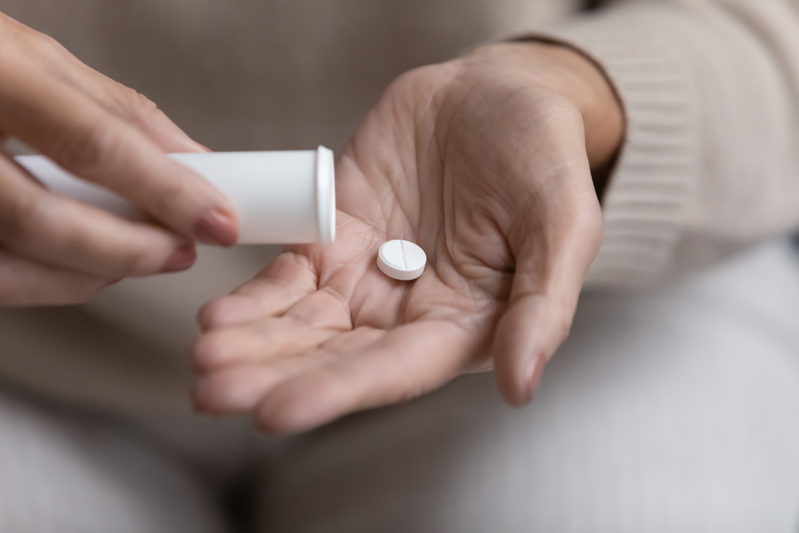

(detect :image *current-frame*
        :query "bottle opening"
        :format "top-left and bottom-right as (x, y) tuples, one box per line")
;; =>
(316, 146), (336, 245)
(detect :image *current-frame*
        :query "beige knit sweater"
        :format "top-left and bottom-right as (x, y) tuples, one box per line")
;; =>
(0, 0), (797, 415)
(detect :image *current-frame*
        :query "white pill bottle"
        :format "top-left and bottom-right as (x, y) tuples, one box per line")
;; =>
(15, 146), (336, 245)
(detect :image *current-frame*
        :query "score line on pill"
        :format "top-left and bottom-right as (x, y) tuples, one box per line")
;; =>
(377, 240), (427, 281)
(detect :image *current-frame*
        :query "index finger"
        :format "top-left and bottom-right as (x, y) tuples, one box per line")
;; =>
(198, 252), (319, 331)
(0, 45), (237, 246)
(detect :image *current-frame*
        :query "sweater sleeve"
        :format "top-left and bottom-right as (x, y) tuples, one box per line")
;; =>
(533, 0), (799, 287)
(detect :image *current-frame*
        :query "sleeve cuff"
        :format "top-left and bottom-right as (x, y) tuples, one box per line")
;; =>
(521, 5), (700, 287)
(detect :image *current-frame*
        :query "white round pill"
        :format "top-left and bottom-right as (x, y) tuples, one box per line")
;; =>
(377, 240), (427, 281)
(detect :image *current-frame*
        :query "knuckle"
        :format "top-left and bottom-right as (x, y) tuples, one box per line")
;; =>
(34, 33), (71, 64)
(0, 193), (43, 249)
(148, 176), (186, 218)
(0, 14), (35, 46)
(133, 91), (159, 115)
(0, 16), (71, 69)
(5, 23), (75, 72)
(51, 120), (122, 177)
(123, 90), (161, 123)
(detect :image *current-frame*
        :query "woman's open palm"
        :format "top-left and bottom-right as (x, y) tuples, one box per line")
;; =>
(190, 44), (612, 433)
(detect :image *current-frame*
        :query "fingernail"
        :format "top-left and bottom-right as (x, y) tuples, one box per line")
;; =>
(524, 354), (547, 404)
(162, 244), (197, 273)
(194, 208), (238, 247)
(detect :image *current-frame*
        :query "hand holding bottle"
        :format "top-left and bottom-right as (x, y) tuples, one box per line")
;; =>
(0, 12), (238, 306)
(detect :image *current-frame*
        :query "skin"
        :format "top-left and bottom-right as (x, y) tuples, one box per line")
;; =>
(190, 42), (624, 434)
(0, 12), (238, 306)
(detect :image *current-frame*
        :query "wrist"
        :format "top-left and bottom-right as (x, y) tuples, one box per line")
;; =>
(531, 42), (624, 172)
(464, 42), (624, 178)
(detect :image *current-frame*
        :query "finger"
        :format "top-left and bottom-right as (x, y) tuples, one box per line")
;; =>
(0, 155), (196, 277)
(192, 326), (384, 415)
(66, 75), (209, 155)
(0, 250), (108, 306)
(212, 264), (353, 332)
(193, 367), (268, 416)
(0, 47), (237, 246)
(255, 321), (477, 434)
(493, 188), (603, 407)
(197, 295), (266, 333)
(194, 366), (281, 415)
(198, 252), (318, 331)
(190, 318), (336, 372)
(0, 12), (207, 154)
(70, 74), (209, 154)
(193, 360), (322, 415)
(284, 287), (354, 331)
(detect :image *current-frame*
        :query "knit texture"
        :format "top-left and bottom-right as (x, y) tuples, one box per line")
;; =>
(537, 1), (799, 286)
(539, 6), (697, 286)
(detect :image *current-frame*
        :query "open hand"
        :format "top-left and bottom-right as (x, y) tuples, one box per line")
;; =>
(191, 42), (623, 433)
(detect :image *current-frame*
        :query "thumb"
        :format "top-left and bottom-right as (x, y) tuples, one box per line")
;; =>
(492, 187), (602, 407)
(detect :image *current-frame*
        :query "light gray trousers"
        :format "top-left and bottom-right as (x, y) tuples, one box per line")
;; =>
(1, 239), (798, 533)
